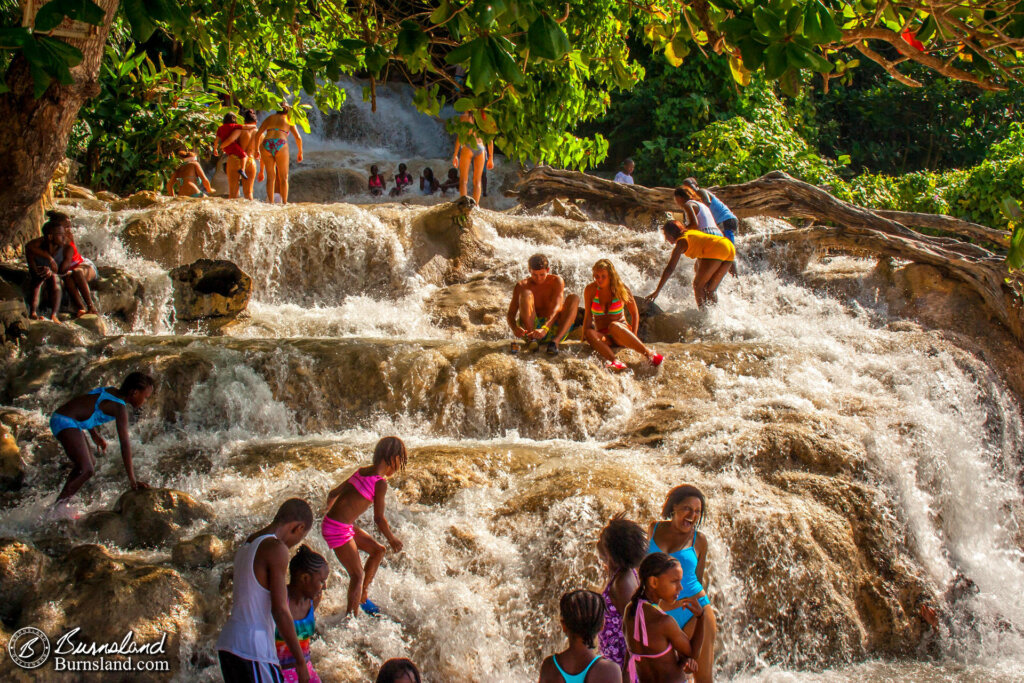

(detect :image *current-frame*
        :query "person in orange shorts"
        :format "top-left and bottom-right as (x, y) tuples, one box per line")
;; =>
(648, 220), (735, 308)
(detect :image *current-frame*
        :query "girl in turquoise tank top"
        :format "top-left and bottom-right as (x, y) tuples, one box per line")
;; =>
(538, 590), (624, 683)
(275, 546), (329, 683)
(647, 484), (718, 683)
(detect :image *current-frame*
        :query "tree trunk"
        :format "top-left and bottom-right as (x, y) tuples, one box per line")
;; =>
(0, 1), (120, 251)
(514, 166), (1024, 343)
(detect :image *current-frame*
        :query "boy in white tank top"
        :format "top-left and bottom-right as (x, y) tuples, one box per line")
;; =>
(217, 498), (313, 683)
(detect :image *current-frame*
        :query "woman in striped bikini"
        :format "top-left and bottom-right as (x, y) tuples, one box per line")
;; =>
(582, 259), (663, 372)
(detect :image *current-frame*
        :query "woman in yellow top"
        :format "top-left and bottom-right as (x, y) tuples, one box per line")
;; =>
(583, 259), (664, 371)
(648, 220), (735, 308)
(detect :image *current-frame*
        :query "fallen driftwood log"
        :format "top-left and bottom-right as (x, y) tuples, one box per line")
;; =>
(515, 166), (1024, 342)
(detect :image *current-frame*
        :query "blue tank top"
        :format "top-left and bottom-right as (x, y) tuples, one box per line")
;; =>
(553, 654), (601, 683)
(648, 523), (704, 598)
(704, 192), (736, 224)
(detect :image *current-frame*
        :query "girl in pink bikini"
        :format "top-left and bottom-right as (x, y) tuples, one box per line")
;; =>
(322, 436), (407, 617)
(622, 553), (699, 682)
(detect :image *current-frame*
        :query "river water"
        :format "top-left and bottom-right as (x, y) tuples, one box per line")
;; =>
(1, 81), (1022, 682)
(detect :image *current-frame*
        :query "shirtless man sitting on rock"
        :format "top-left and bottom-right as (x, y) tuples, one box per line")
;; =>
(506, 253), (581, 356)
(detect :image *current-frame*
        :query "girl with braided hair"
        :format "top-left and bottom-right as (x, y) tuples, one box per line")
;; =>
(596, 516), (647, 668)
(622, 553), (698, 683)
(274, 545), (329, 683)
(538, 589), (623, 682)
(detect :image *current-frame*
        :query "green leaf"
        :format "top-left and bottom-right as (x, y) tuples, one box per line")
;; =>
(453, 97), (476, 112)
(488, 37), (523, 85)
(753, 6), (783, 38)
(764, 43), (787, 80)
(0, 27), (30, 49)
(785, 6), (804, 35)
(816, 2), (843, 43)
(527, 13), (570, 61)
(301, 68), (316, 95)
(122, 0), (159, 42)
(664, 36), (689, 67)
(34, 0), (105, 32)
(444, 42), (474, 66)
(469, 37), (495, 93)
(396, 21), (429, 59)
(430, 0), (451, 25)
(364, 45), (389, 75)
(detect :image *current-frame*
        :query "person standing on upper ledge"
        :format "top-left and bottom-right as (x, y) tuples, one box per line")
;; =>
(614, 158), (635, 185)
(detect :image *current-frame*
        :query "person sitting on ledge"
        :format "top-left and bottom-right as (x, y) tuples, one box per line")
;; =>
(506, 253), (581, 356)
(166, 149), (213, 198)
(439, 168), (460, 195)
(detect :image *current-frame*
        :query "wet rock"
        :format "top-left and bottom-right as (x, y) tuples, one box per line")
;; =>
(94, 190), (121, 202)
(62, 183), (96, 200)
(110, 190), (162, 211)
(425, 273), (510, 338)
(71, 313), (107, 336)
(82, 488), (213, 549)
(288, 167), (368, 203)
(172, 533), (229, 569)
(170, 259), (252, 324)
(0, 424), (25, 490)
(0, 538), (50, 624)
(411, 197), (495, 284)
(12, 543), (203, 678)
(56, 196), (109, 212)
(394, 444), (545, 505)
(511, 198), (589, 222)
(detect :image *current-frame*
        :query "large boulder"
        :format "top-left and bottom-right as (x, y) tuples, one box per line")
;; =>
(170, 259), (251, 325)
(410, 197), (496, 284)
(171, 533), (229, 569)
(0, 541), (204, 681)
(82, 488), (213, 549)
(288, 167), (368, 203)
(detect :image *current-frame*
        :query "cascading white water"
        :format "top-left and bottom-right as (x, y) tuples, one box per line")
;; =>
(4, 80), (1024, 682)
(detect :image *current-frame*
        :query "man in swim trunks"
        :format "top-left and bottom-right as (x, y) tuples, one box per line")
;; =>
(506, 253), (582, 355)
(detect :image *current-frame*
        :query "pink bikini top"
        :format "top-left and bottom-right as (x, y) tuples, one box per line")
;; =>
(627, 599), (674, 683)
(348, 470), (383, 502)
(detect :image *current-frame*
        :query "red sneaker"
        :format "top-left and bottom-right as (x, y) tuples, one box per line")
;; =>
(650, 353), (664, 367)
(605, 359), (628, 372)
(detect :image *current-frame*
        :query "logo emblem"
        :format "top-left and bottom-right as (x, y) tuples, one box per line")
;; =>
(7, 627), (50, 669)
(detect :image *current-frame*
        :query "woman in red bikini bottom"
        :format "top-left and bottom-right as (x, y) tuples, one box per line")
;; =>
(582, 259), (664, 372)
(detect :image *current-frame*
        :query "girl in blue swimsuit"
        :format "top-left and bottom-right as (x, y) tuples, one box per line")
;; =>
(647, 484), (717, 683)
(49, 372), (156, 515)
(538, 589), (623, 683)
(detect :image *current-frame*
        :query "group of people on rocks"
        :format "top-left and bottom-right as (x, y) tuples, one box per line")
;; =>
(167, 106), (495, 206)
(366, 164), (466, 198)
(23, 210), (100, 323)
(212, 437), (718, 683)
(506, 176), (739, 371)
(167, 106), (304, 204)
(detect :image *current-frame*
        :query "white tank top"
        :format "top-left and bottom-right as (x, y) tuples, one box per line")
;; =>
(215, 533), (279, 664)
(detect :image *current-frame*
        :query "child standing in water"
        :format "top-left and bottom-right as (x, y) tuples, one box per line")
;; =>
(538, 589), (623, 682)
(596, 516), (647, 669)
(390, 163), (414, 196)
(368, 166), (386, 196)
(322, 436), (407, 616)
(623, 553), (699, 683)
(275, 545), (329, 683)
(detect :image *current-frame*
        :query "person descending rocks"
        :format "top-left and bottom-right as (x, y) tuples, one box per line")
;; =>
(48, 372), (155, 518)
(623, 553), (700, 683)
(671, 185), (723, 238)
(597, 515), (648, 669)
(647, 220), (735, 309)
(217, 498), (314, 683)
(166, 149), (213, 198)
(679, 179), (739, 275)
(506, 253), (582, 356)
(539, 589), (623, 682)
(583, 259), (663, 372)
(646, 485), (717, 683)
(275, 545), (329, 683)
(322, 436), (407, 617)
